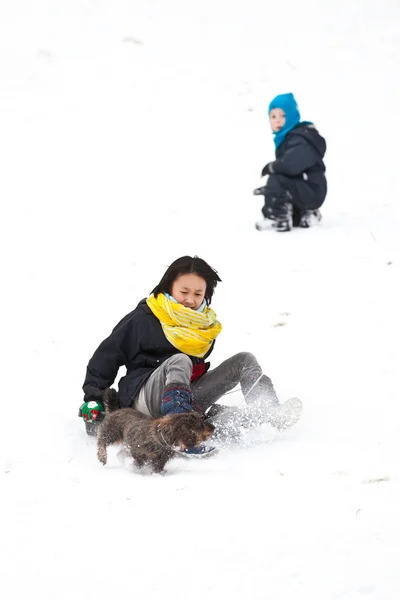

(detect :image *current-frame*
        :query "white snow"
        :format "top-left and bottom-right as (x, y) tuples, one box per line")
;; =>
(2, 1), (400, 598)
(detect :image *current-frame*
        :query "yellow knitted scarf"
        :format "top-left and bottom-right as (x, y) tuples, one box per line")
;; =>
(146, 293), (222, 358)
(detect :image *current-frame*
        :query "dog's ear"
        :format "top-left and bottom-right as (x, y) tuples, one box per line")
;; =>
(102, 388), (120, 413)
(185, 412), (214, 433)
(172, 413), (200, 447)
(203, 420), (215, 435)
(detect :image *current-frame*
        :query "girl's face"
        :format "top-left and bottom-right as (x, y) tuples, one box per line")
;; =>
(269, 108), (286, 132)
(171, 273), (207, 310)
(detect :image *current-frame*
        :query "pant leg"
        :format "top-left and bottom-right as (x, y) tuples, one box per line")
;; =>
(265, 174), (320, 213)
(261, 175), (291, 219)
(132, 354), (192, 417)
(191, 352), (265, 411)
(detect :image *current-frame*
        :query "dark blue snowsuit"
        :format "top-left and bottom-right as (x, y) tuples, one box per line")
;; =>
(261, 122), (327, 222)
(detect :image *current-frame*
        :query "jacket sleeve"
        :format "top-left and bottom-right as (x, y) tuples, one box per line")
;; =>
(82, 316), (138, 400)
(270, 137), (317, 176)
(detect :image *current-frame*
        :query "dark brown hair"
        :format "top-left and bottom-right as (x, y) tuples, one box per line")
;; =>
(151, 255), (222, 305)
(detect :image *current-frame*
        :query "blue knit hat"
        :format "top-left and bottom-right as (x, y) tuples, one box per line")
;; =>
(268, 93), (301, 149)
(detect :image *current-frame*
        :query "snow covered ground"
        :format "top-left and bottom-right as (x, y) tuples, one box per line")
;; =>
(2, 1), (400, 598)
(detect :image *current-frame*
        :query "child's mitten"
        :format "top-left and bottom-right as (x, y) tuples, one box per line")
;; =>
(80, 400), (105, 423)
(261, 162), (274, 177)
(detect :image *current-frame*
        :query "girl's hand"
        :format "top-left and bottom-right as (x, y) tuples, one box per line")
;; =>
(79, 400), (105, 423)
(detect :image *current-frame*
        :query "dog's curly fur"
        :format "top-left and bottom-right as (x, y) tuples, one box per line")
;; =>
(101, 388), (120, 413)
(97, 390), (214, 473)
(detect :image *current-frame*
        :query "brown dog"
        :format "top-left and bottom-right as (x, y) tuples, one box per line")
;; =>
(97, 408), (215, 473)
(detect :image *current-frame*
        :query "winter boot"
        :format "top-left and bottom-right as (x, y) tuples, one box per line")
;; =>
(244, 375), (303, 430)
(267, 397), (303, 430)
(161, 382), (196, 415)
(274, 202), (293, 232)
(299, 209), (322, 228)
(255, 217), (272, 231)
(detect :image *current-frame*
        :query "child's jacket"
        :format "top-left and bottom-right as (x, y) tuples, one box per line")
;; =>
(264, 123), (327, 205)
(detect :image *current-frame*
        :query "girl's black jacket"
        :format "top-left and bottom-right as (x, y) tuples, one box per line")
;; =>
(82, 299), (212, 407)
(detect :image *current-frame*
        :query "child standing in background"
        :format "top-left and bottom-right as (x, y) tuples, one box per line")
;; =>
(254, 93), (327, 232)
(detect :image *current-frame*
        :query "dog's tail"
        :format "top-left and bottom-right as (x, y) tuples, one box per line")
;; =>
(102, 388), (120, 413)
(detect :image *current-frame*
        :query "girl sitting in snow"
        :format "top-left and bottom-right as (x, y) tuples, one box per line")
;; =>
(254, 93), (327, 232)
(79, 256), (302, 454)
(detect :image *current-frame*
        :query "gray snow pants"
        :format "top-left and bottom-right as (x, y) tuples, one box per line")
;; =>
(132, 352), (267, 418)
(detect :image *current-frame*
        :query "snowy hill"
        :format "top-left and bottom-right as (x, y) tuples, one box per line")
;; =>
(2, 1), (400, 598)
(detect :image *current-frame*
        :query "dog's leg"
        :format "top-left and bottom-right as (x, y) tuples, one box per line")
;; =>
(97, 428), (111, 465)
(97, 443), (108, 465)
(151, 456), (169, 474)
(131, 451), (147, 469)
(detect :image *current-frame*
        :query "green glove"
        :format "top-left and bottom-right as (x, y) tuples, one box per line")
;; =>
(80, 400), (105, 423)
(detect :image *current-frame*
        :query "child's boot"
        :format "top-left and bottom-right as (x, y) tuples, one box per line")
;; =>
(161, 382), (195, 415)
(255, 216), (272, 231)
(274, 202), (293, 232)
(245, 374), (303, 430)
(299, 209), (322, 228)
